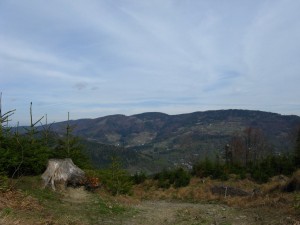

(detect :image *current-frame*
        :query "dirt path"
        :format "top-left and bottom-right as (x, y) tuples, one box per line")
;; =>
(121, 200), (298, 225)
(62, 186), (92, 203)
(123, 201), (252, 225)
(59, 188), (298, 225)
(22, 186), (297, 225)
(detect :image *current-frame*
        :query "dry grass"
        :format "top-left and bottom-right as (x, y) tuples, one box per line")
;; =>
(132, 176), (300, 216)
(0, 190), (42, 212)
(1, 175), (300, 224)
(0, 216), (23, 225)
(133, 177), (255, 202)
(261, 175), (289, 193)
(0, 176), (133, 225)
(95, 187), (141, 206)
(0, 190), (54, 225)
(129, 176), (300, 225)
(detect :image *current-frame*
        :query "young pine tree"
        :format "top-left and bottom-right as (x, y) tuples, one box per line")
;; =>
(53, 112), (90, 169)
(102, 156), (132, 195)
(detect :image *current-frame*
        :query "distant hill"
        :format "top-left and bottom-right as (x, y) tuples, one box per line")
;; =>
(50, 109), (300, 173)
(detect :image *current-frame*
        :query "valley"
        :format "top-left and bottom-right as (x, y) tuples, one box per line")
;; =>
(50, 109), (300, 173)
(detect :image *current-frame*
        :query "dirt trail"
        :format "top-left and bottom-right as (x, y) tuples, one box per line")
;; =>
(122, 200), (298, 225)
(62, 186), (92, 203)
(58, 188), (299, 225)
(123, 201), (251, 225)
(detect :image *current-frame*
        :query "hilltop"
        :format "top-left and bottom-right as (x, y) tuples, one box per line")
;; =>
(49, 109), (300, 173)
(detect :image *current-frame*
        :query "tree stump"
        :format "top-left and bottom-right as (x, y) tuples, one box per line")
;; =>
(41, 158), (85, 191)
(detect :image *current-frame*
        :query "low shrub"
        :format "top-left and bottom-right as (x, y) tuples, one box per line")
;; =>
(98, 157), (132, 195)
(131, 171), (147, 185)
(154, 168), (191, 189)
(0, 172), (9, 191)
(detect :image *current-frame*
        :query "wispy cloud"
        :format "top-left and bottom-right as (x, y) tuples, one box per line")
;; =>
(0, 0), (300, 124)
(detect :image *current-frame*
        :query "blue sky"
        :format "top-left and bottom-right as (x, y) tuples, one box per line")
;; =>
(1, 0), (300, 125)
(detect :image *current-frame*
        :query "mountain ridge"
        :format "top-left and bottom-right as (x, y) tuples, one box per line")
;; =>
(52, 109), (300, 148)
(48, 109), (300, 172)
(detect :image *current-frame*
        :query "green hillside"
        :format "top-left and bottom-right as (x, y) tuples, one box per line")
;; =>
(49, 110), (300, 173)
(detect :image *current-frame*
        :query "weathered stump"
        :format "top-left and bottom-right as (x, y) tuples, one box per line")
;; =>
(41, 158), (85, 191)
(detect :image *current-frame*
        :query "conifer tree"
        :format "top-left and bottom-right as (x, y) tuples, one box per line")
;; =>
(0, 93), (15, 145)
(54, 112), (90, 168)
(103, 156), (132, 195)
(0, 93), (16, 175)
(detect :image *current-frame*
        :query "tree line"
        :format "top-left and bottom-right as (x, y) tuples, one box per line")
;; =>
(192, 126), (300, 182)
(0, 96), (90, 178)
(0, 94), (133, 195)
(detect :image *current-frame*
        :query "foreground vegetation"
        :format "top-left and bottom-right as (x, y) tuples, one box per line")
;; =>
(1, 173), (300, 225)
(1, 176), (132, 225)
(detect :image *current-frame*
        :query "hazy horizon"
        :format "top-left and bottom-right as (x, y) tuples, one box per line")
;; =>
(3, 107), (299, 127)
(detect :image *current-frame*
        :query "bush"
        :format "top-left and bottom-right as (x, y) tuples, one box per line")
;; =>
(154, 169), (171, 189)
(154, 168), (191, 189)
(0, 172), (9, 191)
(173, 168), (191, 188)
(192, 158), (228, 180)
(192, 153), (296, 183)
(251, 168), (269, 183)
(248, 155), (295, 183)
(192, 157), (214, 178)
(101, 157), (132, 195)
(0, 134), (51, 177)
(131, 171), (147, 185)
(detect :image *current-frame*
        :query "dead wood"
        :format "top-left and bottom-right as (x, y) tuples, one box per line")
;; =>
(41, 158), (85, 190)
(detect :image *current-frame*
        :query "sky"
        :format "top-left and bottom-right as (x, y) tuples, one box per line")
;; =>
(1, 0), (300, 125)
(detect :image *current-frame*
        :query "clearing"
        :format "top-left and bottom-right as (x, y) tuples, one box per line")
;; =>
(1, 176), (300, 225)
(123, 200), (298, 225)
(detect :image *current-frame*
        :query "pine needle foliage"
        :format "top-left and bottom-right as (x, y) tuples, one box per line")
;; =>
(101, 156), (132, 195)
(52, 112), (91, 169)
(0, 96), (91, 177)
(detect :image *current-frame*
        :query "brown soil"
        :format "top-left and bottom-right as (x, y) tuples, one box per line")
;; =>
(62, 186), (91, 203)
(46, 187), (300, 225)
(121, 200), (300, 225)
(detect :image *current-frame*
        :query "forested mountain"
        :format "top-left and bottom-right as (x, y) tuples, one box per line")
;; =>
(49, 109), (300, 173)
